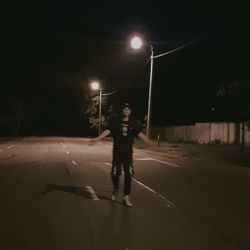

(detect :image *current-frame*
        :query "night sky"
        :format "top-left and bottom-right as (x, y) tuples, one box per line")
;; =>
(2, 2), (250, 135)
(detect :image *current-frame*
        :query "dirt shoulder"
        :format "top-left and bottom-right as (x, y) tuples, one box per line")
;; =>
(134, 139), (250, 167)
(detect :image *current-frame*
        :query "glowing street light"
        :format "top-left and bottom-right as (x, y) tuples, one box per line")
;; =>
(90, 80), (102, 135)
(130, 35), (197, 138)
(130, 36), (143, 50)
(89, 80), (119, 135)
(90, 81), (100, 91)
(130, 35), (154, 138)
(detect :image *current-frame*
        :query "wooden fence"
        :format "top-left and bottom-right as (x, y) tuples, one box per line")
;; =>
(151, 122), (250, 144)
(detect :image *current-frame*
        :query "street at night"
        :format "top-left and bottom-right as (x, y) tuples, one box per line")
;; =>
(1, 2), (250, 249)
(0, 137), (249, 250)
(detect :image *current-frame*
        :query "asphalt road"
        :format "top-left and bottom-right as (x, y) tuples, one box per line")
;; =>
(0, 137), (249, 250)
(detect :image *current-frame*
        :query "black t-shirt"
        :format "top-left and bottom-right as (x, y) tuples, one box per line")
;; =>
(107, 117), (142, 153)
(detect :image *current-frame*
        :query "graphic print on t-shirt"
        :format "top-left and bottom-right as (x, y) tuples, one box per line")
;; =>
(121, 123), (129, 136)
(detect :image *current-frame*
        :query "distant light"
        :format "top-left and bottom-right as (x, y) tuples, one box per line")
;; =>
(130, 36), (143, 49)
(90, 81), (100, 90)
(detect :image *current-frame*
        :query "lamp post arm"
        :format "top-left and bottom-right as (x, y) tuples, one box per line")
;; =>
(146, 47), (154, 138)
(98, 89), (102, 136)
(102, 90), (119, 96)
(153, 40), (198, 59)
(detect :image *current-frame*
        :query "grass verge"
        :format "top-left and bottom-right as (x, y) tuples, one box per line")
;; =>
(134, 139), (250, 166)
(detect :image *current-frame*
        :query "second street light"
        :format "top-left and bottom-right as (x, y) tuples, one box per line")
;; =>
(90, 81), (102, 136)
(130, 36), (197, 138)
(130, 36), (153, 139)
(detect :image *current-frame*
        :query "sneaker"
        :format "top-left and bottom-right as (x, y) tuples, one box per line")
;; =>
(111, 188), (119, 201)
(123, 195), (133, 207)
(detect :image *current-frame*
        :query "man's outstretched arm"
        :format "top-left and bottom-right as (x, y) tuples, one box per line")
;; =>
(137, 132), (156, 146)
(88, 129), (111, 145)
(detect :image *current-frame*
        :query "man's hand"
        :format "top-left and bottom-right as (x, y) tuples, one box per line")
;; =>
(87, 130), (111, 146)
(88, 139), (97, 146)
(137, 132), (157, 147)
(146, 145), (160, 151)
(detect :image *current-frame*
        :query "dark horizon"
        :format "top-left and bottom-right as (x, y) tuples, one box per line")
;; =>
(1, 2), (250, 136)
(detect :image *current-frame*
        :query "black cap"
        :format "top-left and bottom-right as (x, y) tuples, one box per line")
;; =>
(121, 102), (132, 109)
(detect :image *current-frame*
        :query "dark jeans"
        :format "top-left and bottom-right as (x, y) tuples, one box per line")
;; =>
(111, 151), (134, 196)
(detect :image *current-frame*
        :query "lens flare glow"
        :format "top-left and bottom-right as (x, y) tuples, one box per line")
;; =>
(90, 81), (100, 90)
(130, 36), (143, 49)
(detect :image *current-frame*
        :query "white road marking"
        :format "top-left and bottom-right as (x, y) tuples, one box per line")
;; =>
(65, 151), (70, 155)
(89, 161), (100, 164)
(105, 144), (112, 148)
(60, 142), (66, 148)
(6, 145), (15, 149)
(89, 162), (112, 166)
(132, 177), (175, 207)
(105, 161), (175, 207)
(72, 160), (77, 166)
(132, 178), (157, 194)
(85, 186), (99, 201)
(150, 157), (179, 167)
(136, 157), (179, 167)
(136, 158), (150, 160)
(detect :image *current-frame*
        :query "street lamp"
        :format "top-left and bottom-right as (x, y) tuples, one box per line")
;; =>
(90, 81), (102, 136)
(130, 36), (153, 138)
(130, 36), (143, 50)
(130, 36), (197, 138)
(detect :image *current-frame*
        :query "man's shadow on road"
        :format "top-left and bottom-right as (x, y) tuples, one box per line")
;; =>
(40, 184), (124, 205)
(41, 184), (133, 249)
(97, 203), (132, 250)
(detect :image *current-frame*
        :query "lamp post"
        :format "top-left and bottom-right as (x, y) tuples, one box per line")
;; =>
(90, 81), (102, 136)
(130, 36), (154, 138)
(130, 36), (197, 138)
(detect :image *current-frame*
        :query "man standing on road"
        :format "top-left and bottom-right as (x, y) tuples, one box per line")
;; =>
(89, 103), (155, 207)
